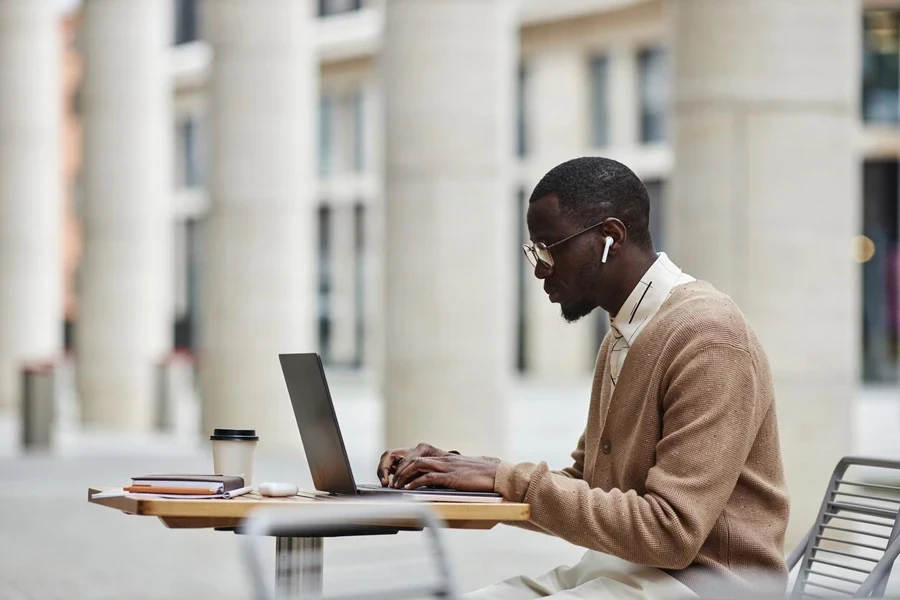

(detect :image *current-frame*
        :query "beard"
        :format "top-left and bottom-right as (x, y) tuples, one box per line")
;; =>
(560, 300), (596, 323)
(559, 256), (604, 323)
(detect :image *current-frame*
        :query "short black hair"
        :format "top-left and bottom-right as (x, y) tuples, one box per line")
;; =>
(529, 156), (653, 251)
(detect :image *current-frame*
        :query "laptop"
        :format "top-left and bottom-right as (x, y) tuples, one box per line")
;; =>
(279, 353), (501, 501)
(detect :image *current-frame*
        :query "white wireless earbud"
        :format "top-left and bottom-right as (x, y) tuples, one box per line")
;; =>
(602, 236), (613, 263)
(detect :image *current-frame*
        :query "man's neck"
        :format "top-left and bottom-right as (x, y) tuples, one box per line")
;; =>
(604, 250), (659, 318)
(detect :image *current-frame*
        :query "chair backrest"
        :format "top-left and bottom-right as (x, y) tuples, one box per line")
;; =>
(241, 500), (460, 600)
(788, 456), (900, 598)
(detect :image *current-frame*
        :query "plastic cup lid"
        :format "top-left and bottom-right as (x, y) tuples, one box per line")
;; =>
(210, 428), (259, 441)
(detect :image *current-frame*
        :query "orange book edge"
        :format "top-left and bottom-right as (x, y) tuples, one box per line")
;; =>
(124, 485), (223, 495)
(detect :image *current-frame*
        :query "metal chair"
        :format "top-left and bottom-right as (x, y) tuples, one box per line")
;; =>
(241, 500), (460, 600)
(787, 456), (900, 598)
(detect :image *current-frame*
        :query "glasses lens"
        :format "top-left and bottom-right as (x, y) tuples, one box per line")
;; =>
(535, 244), (554, 268)
(522, 246), (537, 267)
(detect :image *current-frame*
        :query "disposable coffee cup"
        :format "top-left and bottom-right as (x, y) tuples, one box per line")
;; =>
(211, 428), (259, 486)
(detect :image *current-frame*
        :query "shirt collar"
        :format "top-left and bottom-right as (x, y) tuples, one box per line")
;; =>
(611, 253), (687, 343)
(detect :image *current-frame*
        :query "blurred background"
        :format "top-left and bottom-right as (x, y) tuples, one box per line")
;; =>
(0, 0), (898, 597)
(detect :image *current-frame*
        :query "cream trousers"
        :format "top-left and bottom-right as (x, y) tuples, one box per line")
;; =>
(465, 551), (697, 600)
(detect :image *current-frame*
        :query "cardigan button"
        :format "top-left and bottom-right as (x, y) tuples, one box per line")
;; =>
(602, 441), (612, 454)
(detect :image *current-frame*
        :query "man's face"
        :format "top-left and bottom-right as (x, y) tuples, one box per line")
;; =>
(526, 195), (603, 323)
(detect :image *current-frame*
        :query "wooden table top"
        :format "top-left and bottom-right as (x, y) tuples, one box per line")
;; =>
(87, 487), (530, 531)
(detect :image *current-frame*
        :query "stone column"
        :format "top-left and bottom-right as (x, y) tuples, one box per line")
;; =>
(525, 50), (596, 377)
(0, 0), (63, 413)
(199, 0), (317, 449)
(77, 0), (173, 430)
(383, 0), (516, 455)
(669, 0), (860, 543)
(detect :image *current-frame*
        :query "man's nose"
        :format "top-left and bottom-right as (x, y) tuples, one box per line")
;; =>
(533, 261), (552, 279)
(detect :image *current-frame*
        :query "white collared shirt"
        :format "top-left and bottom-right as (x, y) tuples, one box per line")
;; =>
(609, 253), (695, 387)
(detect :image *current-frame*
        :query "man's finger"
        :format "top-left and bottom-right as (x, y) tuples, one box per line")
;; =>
(405, 471), (447, 490)
(392, 457), (445, 489)
(403, 445), (430, 462)
(376, 451), (393, 485)
(391, 456), (425, 488)
(376, 451), (389, 485)
(376, 450), (406, 486)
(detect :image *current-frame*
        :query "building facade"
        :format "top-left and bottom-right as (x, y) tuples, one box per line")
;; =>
(162, 0), (896, 387)
(160, 0), (889, 538)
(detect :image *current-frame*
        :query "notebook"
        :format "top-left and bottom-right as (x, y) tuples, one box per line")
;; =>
(125, 474), (245, 496)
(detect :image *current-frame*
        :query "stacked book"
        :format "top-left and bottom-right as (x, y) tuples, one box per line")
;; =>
(123, 475), (251, 499)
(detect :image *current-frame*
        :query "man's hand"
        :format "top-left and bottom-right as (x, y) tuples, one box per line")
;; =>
(377, 443), (452, 487)
(389, 453), (499, 493)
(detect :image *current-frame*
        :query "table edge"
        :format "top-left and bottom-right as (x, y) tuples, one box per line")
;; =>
(87, 487), (531, 524)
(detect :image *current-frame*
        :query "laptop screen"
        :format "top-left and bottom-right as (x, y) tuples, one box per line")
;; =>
(278, 353), (358, 495)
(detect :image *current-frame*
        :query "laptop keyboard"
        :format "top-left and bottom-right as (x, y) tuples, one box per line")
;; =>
(357, 483), (500, 497)
(358, 483), (448, 492)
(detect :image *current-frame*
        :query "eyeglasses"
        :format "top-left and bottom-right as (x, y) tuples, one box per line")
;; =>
(522, 219), (610, 269)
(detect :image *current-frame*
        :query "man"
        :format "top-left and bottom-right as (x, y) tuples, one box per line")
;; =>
(378, 157), (790, 598)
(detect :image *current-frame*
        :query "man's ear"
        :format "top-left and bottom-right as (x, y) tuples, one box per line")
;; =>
(601, 218), (628, 252)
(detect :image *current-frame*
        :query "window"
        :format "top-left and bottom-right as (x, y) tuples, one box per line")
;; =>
(317, 206), (333, 362)
(319, 0), (361, 17)
(352, 92), (365, 173)
(863, 10), (900, 123)
(589, 55), (610, 148)
(515, 188), (528, 372)
(861, 161), (899, 383)
(643, 179), (666, 250)
(319, 97), (334, 178)
(638, 46), (668, 144)
(174, 219), (201, 350)
(319, 89), (365, 178)
(516, 63), (529, 158)
(175, 117), (204, 189)
(174, 0), (198, 45)
(317, 204), (366, 367)
(353, 203), (365, 366)
(179, 117), (204, 188)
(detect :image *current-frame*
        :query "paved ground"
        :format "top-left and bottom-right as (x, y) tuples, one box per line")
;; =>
(1, 378), (898, 599)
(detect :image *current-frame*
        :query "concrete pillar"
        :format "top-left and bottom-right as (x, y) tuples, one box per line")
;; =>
(525, 50), (596, 377)
(383, 0), (516, 455)
(669, 0), (860, 544)
(199, 0), (317, 449)
(328, 204), (360, 366)
(77, 0), (173, 430)
(0, 1), (63, 414)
